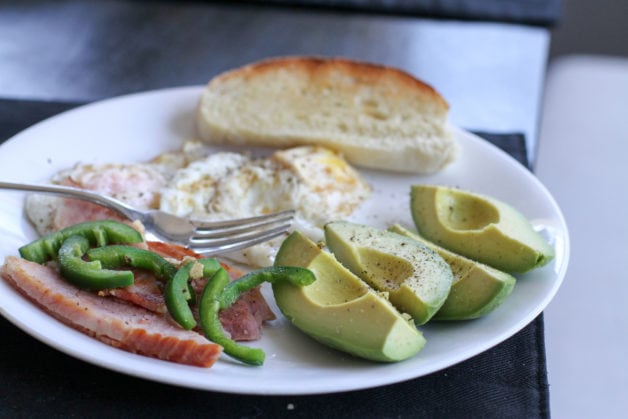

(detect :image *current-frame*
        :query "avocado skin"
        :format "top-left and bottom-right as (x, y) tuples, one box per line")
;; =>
(389, 224), (516, 320)
(324, 221), (453, 326)
(410, 185), (555, 273)
(273, 231), (425, 362)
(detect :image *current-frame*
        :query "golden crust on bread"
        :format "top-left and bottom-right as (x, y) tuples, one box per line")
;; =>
(214, 56), (449, 108)
(196, 56), (457, 174)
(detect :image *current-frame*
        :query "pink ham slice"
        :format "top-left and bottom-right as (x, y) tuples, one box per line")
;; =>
(190, 277), (276, 342)
(101, 270), (168, 314)
(218, 287), (278, 341)
(148, 241), (277, 341)
(101, 268), (276, 342)
(1, 256), (222, 368)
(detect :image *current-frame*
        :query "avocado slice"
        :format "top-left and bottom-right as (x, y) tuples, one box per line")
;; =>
(324, 221), (453, 325)
(273, 231), (425, 362)
(410, 185), (554, 273)
(389, 224), (516, 320)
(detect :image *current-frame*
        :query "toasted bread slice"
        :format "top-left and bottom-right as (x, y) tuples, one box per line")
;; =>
(196, 56), (457, 174)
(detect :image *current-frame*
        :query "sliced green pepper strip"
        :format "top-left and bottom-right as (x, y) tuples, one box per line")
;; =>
(164, 258), (221, 331)
(19, 220), (143, 264)
(86, 245), (178, 281)
(199, 265), (315, 366)
(218, 266), (316, 310)
(198, 267), (266, 366)
(57, 235), (134, 290)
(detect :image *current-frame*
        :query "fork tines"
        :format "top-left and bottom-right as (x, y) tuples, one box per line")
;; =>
(188, 210), (295, 255)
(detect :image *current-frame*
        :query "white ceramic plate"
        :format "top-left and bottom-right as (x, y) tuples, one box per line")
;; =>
(0, 87), (569, 395)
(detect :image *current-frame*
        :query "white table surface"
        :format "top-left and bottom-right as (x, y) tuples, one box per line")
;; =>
(536, 54), (628, 419)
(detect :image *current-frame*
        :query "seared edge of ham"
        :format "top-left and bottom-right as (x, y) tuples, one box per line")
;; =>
(1, 256), (222, 368)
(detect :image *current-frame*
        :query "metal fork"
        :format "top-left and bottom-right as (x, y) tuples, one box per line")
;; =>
(0, 181), (295, 256)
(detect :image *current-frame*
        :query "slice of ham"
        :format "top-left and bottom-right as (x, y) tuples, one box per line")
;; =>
(121, 241), (276, 341)
(189, 277), (276, 342)
(101, 266), (276, 341)
(146, 240), (201, 261)
(1, 256), (222, 368)
(83, 241), (275, 341)
(217, 287), (278, 341)
(101, 270), (167, 314)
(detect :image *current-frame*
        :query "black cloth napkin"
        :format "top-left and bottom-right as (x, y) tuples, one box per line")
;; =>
(0, 99), (549, 418)
(236, 0), (562, 27)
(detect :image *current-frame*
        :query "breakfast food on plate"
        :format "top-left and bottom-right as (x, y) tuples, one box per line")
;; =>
(25, 142), (371, 267)
(1, 219), (314, 366)
(196, 56), (457, 174)
(2, 58), (558, 369)
(269, 185), (554, 360)
(10, 136), (372, 365)
(2, 255), (223, 367)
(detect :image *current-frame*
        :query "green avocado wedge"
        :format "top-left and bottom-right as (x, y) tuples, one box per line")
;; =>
(273, 231), (425, 363)
(410, 185), (554, 273)
(324, 221), (453, 326)
(389, 224), (516, 320)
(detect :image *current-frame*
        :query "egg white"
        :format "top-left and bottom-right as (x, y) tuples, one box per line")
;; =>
(159, 143), (371, 266)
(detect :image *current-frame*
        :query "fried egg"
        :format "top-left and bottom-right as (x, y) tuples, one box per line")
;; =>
(26, 142), (371, 267)
(25, 163), (168, 235)
(159, 144), (371, 266)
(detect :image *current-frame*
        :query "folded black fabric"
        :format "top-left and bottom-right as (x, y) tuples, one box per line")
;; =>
(473, 130), (530, 169)
(0, 99), (549, 418)
(235, 0), (562, 27)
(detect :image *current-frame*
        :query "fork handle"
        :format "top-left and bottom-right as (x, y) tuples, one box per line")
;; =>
(0, 181), (138, 220)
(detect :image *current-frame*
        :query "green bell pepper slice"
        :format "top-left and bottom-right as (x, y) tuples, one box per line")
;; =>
(57, 235), (134, 290)
(19, 220), (143, 264)
(199, 265), (316, 366)
(164, 258), (221, 331)
(86, 245), (178, 281)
